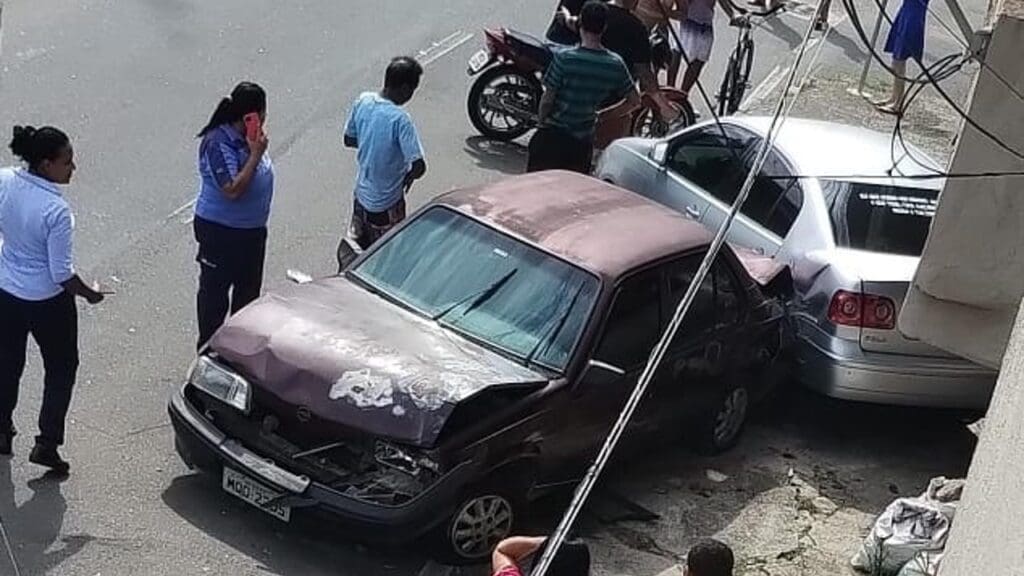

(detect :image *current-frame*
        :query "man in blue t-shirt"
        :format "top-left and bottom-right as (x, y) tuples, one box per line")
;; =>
(343, 57), (426, 249)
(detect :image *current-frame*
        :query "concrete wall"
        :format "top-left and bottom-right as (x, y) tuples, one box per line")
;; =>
(906, 1), (1024, 573)
(898, 1), (1024, 369)
(939, 299), (1024, 575)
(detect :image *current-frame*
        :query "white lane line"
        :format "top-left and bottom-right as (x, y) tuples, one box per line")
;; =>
(420, 31), (475, 67)
(165, 198), (196, 222)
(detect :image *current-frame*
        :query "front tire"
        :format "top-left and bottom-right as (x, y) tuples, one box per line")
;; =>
(467, 64), (541, 141)
(429, 485), (520, 565)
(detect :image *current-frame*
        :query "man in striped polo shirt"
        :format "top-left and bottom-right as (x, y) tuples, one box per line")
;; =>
(527, 0), (640, 174)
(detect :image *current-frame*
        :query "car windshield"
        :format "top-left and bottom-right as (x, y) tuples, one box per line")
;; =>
(351, 207), (600, 372)
(824, 180), (939, 257)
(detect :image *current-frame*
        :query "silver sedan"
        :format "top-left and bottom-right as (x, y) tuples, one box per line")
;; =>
(595, 116), (996, 411)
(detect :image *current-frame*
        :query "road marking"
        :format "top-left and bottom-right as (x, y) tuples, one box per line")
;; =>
(418, 30), (475, 66)
(165, 198), (196, 222)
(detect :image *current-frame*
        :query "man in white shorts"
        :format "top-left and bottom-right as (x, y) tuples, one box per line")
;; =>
(673, 0), (739, 97)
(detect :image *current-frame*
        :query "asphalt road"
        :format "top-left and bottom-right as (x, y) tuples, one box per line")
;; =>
(0, 1), (960, 575)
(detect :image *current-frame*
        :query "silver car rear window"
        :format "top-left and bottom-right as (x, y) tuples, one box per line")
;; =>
(824, 180), (939, 257)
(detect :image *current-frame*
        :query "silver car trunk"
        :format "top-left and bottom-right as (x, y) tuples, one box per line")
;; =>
(831, 249), (957, 359)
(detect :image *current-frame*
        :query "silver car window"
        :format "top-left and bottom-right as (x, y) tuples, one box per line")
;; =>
(824, 180), (939, 256)
(665, 125), (756, 206)
(742, 149), (804, 238)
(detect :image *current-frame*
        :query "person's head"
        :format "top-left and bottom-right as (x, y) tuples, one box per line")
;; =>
(383, 56), (423, 105)
(685, 539), (734, 576)
(197, 81), (268, 138)
(530, 539), (591, 576)
(9, 125), (74, 184)
(580, 1), (610, 38)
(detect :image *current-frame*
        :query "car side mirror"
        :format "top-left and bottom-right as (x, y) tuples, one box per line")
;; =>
(582, 359), (626, 386)
(336, 236), (362, 275)
(650, 142), (669, 165)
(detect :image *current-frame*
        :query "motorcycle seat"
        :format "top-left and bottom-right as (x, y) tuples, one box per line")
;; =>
(505, 29), (554, 67)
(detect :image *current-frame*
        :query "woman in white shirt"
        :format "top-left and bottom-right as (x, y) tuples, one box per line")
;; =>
(0, 125), (105, 474)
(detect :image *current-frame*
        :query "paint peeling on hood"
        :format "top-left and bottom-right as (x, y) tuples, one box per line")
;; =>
(208, 276), (548, 447)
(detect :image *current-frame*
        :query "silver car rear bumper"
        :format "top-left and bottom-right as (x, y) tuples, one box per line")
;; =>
(796, 325), (996, 410)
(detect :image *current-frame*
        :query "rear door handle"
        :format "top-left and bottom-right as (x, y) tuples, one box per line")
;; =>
(685, 205), (701, 219)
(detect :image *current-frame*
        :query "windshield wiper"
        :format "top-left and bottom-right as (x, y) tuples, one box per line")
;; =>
(432, 268), (519, 322)
(525, 281), (585, 368)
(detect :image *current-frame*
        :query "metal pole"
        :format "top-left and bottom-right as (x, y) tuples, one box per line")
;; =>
(853, 0), (890, 97)
(529, 1), (825, 573)
(941, 0), (977, 51)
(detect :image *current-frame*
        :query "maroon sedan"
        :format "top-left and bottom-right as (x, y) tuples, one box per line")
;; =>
(168, 171), (790, 562)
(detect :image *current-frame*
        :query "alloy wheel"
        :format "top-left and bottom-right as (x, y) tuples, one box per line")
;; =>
(449, 494), (514, 560)
(713, 387), (750, 448)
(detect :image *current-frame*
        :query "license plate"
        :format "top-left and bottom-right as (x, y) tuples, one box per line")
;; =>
(222, 467), (291, 522)
(467, 49), (491, 74)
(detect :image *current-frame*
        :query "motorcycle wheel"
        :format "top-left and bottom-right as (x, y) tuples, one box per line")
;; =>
(467, 64), (541, 142)
(631, 97), (696, 139)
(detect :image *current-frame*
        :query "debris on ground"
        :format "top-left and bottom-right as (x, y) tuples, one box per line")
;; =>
(850, 477), (964, 576)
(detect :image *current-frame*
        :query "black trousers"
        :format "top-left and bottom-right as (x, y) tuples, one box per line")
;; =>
(526, 126), (594, 174)
(194, 216), (268, 349)
(0, 289), (79, 446)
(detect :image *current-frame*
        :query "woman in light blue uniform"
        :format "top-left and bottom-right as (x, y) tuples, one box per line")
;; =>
(0, 125), (106, 473)
(193, 82), (273, 348)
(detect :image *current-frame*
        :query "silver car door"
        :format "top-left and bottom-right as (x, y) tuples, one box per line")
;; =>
(660, 124), (755, 223)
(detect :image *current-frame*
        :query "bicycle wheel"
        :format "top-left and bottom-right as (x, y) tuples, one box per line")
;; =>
(729, 38), (756, 114)
(718, 54), (739, 117)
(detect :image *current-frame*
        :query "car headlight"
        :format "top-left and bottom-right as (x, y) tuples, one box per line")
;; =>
(188, 356), (251, 413)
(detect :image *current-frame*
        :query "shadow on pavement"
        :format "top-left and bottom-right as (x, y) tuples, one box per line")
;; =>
(761, 17), (804, 50)
(0, 459), (92, 575)
(463, 135), (528, 175)
(161, 473), (425, 576)
(824, 27), (869, 62)
(578, 382), (978, 569)
(752, 383), (978, 510)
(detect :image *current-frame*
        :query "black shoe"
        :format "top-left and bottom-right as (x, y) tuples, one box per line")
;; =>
(29, 444), (70, 474)
(0, 434), (11, 456)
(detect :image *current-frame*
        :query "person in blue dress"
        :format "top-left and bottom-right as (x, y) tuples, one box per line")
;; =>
(193, 82), (273, 348)
(877, 0), (928, 113)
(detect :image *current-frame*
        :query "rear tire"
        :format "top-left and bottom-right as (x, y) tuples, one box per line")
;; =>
(691, 384), (750, 455)
(467, 64), (541, 142)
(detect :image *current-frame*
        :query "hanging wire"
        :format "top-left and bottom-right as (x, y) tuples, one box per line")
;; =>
(841, 0), (1024, 161)
(0, 513), (22, 576)
(529, 2), (826, 574)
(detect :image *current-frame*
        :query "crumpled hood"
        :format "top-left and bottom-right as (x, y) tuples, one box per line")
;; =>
(209, 277), (547, 447)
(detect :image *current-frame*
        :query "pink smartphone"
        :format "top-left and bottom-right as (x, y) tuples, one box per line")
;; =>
(243, 112), (263, 141)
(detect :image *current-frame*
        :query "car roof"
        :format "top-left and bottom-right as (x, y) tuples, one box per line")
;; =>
(432, 171), (714, 279)
(726, 117), (944, 190)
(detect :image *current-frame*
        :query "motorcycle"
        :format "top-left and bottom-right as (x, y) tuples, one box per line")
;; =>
(465, 28), (695, 146)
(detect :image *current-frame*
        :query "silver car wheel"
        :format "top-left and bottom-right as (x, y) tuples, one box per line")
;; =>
(449, 494), (514, 560)
(713, 387), (749, 447)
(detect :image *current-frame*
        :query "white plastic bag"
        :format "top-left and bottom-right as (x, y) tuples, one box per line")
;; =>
(851, 477), (960, 574)
(897, 551), (944, 576)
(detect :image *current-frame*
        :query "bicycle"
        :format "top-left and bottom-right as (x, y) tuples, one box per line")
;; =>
(717, 3), (785, 117)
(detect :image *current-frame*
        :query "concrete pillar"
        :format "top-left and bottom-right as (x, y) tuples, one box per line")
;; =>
(898, 0), (1024, 370)
(939, 298), (1024, 574)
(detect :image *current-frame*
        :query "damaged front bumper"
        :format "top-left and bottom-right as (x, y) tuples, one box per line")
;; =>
(167, 386), (479, 541)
